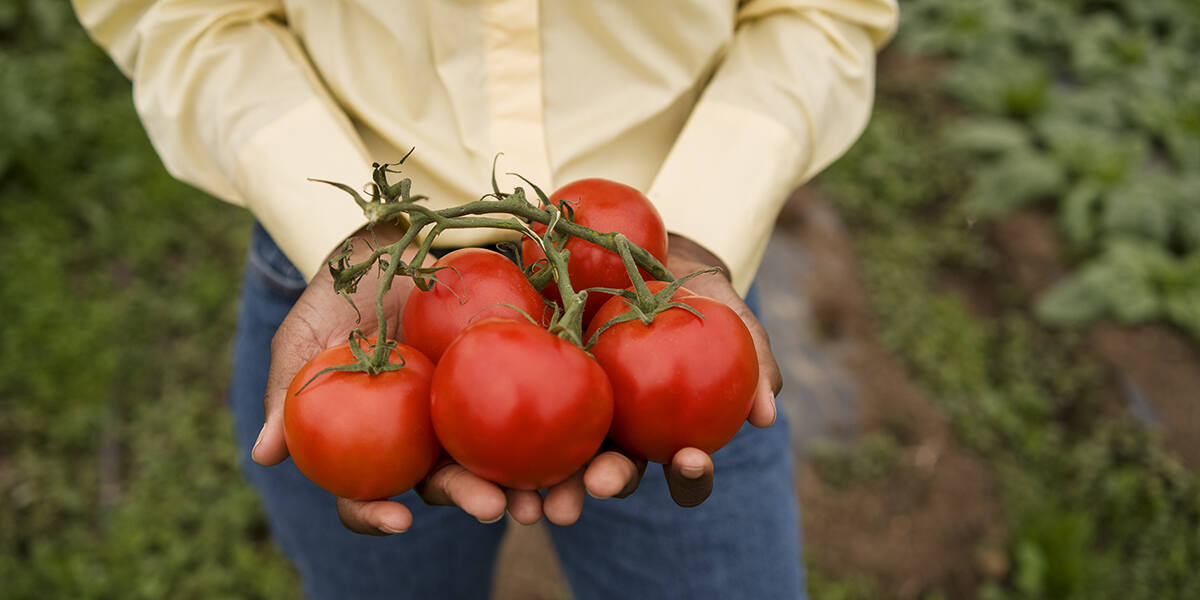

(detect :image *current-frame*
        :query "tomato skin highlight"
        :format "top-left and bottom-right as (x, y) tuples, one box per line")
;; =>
(586, 293), (758, 464)
(430, 318), (614, 490)
(284, 342), (440, 500)
(401, 248), (547, 362)
(521, 178), (669, 324)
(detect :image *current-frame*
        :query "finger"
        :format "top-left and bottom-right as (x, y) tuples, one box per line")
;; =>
(739, 313), (781, 429)
(504, 488), (543, 525)
(664, 447), (714, 508)
(335, 497), (414, 535)
(685, 276), (781, 429)
(253, 325), (319, 466)
(747, 374), (778, 428)
(583, 450), (647, 499)
(544, 469), (587, 526)
(417, 462), (506, 523)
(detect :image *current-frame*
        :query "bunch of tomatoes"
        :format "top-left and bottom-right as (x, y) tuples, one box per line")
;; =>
(283, 177), (759, 503)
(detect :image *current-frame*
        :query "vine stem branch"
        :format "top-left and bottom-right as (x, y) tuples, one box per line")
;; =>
(316, 161), (678, 371)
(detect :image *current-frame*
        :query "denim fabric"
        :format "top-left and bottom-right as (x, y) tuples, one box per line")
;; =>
(228, 223), (806, 599)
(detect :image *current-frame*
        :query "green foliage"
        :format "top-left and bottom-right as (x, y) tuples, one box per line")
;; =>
(0, 1), (297, 597)
(1036, 239), (1200, 336)
(901, 0), (1200, 338)
(804, 560), (880, 600)
(808, 432), (901, 488)
(814, 1), (1200, 596)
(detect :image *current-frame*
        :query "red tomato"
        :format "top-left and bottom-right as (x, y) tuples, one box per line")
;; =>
(521, 178), (669, 324)
(284, 341), (440, 500)
(402, 248), (547, 362)
(430, 318), (613, 489)
(585, 293), (758, 464)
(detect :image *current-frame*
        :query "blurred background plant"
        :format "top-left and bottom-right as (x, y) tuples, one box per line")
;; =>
(1, 0), (1197, 599)
(807, 0), (1200, 598)
(0, 2), (296, 598)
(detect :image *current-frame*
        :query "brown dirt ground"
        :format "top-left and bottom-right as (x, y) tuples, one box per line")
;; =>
(989, 211), (1200, 471)
(785, 190), (1008, 600)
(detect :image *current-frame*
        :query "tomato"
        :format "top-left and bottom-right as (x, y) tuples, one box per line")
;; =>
(521, 178), (669, 324)
(402, 248), (547, 362)
(585, 291), (758, 464)
(284, 341), (440, 500)
(430, 318), (613, 489)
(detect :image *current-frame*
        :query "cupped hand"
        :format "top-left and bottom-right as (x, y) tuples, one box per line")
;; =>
(252, 227), (773, 533)
(540, 233), (781, 512)
(595, 233), (782, 508)
(251, 223), (412, 468)
(251, 225), (623, 533)
(251, 225), (526, 533)
(665, 233), (781, 428)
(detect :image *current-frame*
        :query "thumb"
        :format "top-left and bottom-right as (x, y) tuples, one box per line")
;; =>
(252, 327), (318, 466)
(663, 447), (714, 508)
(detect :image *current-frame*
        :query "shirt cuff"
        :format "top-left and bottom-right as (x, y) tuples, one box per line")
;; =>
(233, 98), (374, 282)
(648, 100), (808, 296)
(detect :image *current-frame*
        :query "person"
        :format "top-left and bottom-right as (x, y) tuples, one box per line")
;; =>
(73, 1), (898, 598)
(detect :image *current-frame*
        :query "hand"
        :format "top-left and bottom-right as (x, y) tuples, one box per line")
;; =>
(248, 225), (521, 533)
(666, 233), (781, 427)
(249, 225), (633, 533)
(580, 233), (782, 508)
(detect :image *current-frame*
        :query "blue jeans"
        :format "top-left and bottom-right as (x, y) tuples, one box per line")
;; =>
(229, 223), (806, 599)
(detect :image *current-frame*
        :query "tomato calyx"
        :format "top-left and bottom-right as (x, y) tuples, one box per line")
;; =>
(294, 332), (409, 395)
(583, 234), (719, 348)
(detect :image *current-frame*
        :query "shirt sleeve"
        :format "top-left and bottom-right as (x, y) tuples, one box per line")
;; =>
(72, 0), (372, 281)
(647, 0), (899, 295)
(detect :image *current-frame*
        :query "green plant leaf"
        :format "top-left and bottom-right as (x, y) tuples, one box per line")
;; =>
(1035, 263), (1113, 326)
(966, 150), (1067, 217)
(1102, 176), (1174, 245)
(943, 118), (1031, 157)
(1060, 181), (1105, 249)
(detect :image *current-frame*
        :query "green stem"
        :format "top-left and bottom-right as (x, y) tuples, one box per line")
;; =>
(361, 194), (675, 283)
(317, 162), (678, 371)
(536, 207), (588, 347)
(614, 234), (656, 310)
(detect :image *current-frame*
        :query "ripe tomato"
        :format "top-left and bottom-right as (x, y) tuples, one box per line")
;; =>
(585, 291), (758, 464)
(430, 318), (613, 489)
(284, 341), (440, 500)
(521, 178), (669, 324)
(402, 248), (547, 362)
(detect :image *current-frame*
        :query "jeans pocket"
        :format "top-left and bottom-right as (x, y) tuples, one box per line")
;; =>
(247, 222), (307, 300)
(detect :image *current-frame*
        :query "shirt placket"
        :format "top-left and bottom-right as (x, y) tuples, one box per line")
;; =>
(484, 0), (553, 191)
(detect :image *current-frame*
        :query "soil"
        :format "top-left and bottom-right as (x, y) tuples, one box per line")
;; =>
(989, 210), (1200, 471)
(1088, 323), (1200, 470)
(784, 190), (1008, 600)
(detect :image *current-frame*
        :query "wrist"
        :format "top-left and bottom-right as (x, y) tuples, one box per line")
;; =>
(668, 233), (731, 281)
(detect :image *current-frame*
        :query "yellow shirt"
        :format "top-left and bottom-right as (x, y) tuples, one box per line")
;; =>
(73, 0), (897, 295)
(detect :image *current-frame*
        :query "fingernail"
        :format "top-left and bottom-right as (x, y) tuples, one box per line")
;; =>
(679, 464), (705, 479)
(478, 514), (503, 524)
(251, 426), (266, 457)
(378, 524), (407, 535)
(761, 380), (778, 426)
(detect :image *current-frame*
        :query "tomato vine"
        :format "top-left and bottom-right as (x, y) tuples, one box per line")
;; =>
(316, 154), (678, 371)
